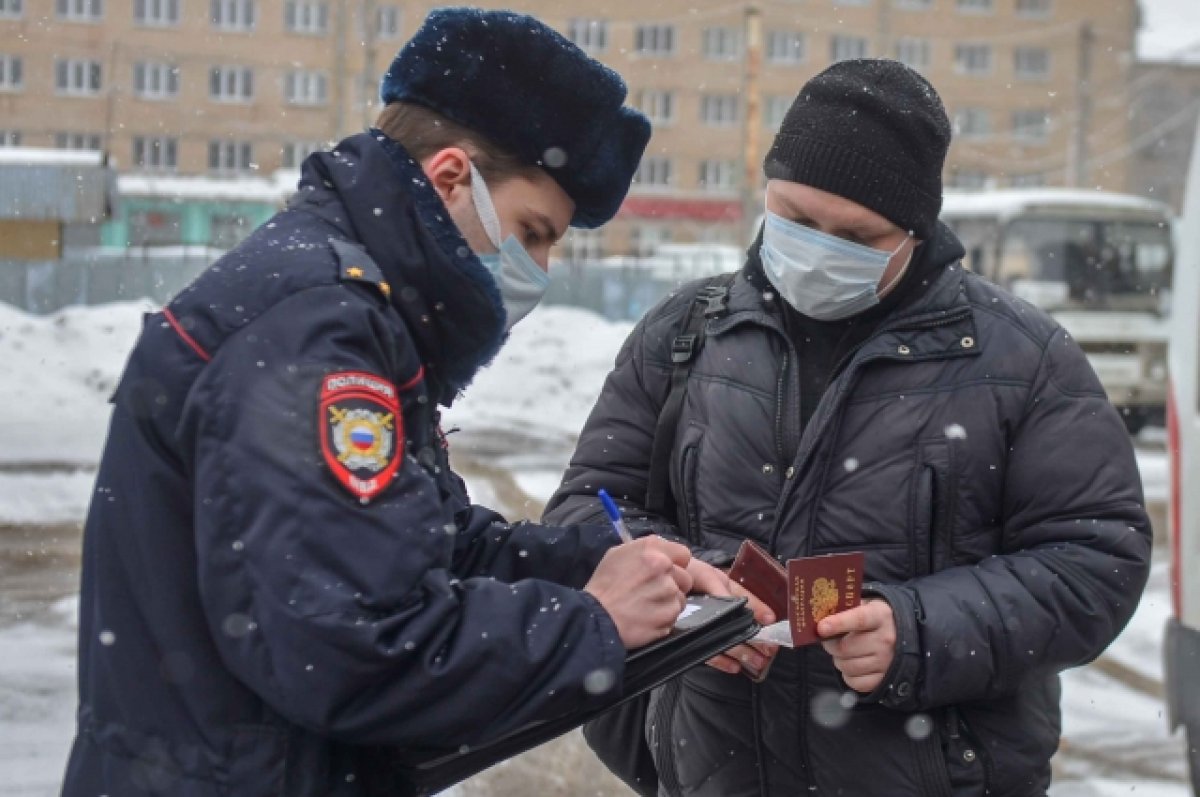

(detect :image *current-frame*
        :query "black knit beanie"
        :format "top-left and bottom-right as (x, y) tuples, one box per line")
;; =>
(764, 59), (951, 240)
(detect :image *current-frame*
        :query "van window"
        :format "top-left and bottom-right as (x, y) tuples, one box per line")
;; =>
(1000, 217), (1172, 310)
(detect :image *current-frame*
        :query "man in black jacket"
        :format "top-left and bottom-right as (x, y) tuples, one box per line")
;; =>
(60, 9), (750, 797)
(545, 59), (1152, 796)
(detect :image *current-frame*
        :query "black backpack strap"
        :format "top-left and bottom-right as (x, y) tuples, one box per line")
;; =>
(645, 272), (737, 517)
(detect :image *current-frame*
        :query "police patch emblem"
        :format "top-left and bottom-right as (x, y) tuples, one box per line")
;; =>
(320, 371), (402, 502)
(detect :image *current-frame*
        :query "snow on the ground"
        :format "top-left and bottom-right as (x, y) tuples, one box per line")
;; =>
(444, 306), (634, 448)
(0, 474), (96, 526)
(513, 471), (569, 505)
(1139, 449), (1171, 506)
(0, 597), (78, 797)
(0, 300), (150, 468)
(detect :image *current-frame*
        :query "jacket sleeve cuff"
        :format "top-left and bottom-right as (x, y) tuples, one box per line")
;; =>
(579, 590), (629, 703)
(860, 582), (923, 711)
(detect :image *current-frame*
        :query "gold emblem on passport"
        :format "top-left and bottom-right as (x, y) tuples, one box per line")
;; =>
(786, 551), (866, 646)
(810, 577), (839, 623)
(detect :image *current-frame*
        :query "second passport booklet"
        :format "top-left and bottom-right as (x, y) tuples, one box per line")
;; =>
(728, 540), (866, 648)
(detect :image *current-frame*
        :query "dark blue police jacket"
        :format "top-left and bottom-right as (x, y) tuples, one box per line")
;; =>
(60, 132), (624, 797)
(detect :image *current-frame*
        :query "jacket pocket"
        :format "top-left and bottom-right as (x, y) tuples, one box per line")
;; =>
(671, 424), (706, 545)
(909, 439), (957, 578)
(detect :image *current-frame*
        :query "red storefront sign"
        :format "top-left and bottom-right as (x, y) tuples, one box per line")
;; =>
(618, 196), (743, 222)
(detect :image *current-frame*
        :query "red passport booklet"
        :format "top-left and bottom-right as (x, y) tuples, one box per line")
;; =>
(728, 540), (865, 647)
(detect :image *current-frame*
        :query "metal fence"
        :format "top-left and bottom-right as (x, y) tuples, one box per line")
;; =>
(1, 249), (736, 321)
(0, 247), (220, 314)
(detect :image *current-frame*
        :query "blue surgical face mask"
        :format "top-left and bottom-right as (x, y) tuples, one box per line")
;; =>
(760, 209), (912, 321)
(468, 162), (551, 332)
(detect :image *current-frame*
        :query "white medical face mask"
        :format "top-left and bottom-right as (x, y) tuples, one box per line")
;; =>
(467, 162), (551, 333)
(760, 209), (913, 322)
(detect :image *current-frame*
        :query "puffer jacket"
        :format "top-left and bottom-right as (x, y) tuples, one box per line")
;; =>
(545, 224), (1152, 796)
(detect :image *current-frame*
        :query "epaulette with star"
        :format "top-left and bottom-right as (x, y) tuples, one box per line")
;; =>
(330, 238), (392, 299)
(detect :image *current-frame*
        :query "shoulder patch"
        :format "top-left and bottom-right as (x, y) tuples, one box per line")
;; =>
(319, 371), (402, 503)
(331, 238), (392, 298)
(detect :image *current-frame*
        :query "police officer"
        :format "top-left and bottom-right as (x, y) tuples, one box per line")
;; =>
(60, 9), (758, 796)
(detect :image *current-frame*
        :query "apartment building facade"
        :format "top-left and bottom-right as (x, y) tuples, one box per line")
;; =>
(0, 0), (1140, 255)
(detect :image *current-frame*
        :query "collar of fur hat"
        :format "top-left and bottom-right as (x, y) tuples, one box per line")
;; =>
(297, 131), (507, 404)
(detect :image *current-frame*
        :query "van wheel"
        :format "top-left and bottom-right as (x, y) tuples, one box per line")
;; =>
(1121, 408), (1147, 436)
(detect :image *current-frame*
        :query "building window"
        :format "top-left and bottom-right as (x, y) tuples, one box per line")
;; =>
(1014, 47), (1050, 80)
(702, 27), (741, 61)
(563, 228), (604, 261)
(0, 55), (23, 91)
(134, 0), (178, 26)
(133, 136), (178, 171)
(133, 62), (179, 99)
(700, 94), (740, 126)
(766, 31), (805, 64)
(374, 5), (400, 38)
(567, 18), (607, 54)
(56, 0), (102, 21)
(0, 0), (22, 18)
(953, 108), (991, 139)
(956, 0), (993, 12)
(55, 132), (103, 150)
(948, 169), (989, 190)
(284, 0), (326, 34)
(0, 130), (22, 146)
(282, 139), (324, 168)
(765, 95), (791, 130)
(285, 70), (327, 105)
(634, 156), (673, 188)
(954, 44), (993, 75)
(894, 37), (931, 70)
(1012, 109), (1051, 143)
(210, 0), (253, 30)
(637, 89), (675, 125)
(1016, 0), (1051, 17)
(831, 35), (869, 62)
(55, 59), (103, 96)
(893, 0), (932, 9)
(635, 25), (675, 57)
(699, 159), (738, 192)
(1010, 172), (1046, 188)
(210, 66), (253, 102)
(208, 139), (254, 173)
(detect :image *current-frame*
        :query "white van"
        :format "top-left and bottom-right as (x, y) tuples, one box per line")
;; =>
(942, 189), (1175, 434)
(1165, 122), (1200, 792)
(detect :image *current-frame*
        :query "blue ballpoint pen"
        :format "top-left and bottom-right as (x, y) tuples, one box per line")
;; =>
(597, 489), (634, 544)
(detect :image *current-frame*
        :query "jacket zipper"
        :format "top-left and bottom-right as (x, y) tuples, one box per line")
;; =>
(774, 350), (790, 466)
(680, 445), (701, 546)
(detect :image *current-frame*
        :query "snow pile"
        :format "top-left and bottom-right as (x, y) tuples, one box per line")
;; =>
(0, 300), (152, 467)
(446, 306), (634, 447)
